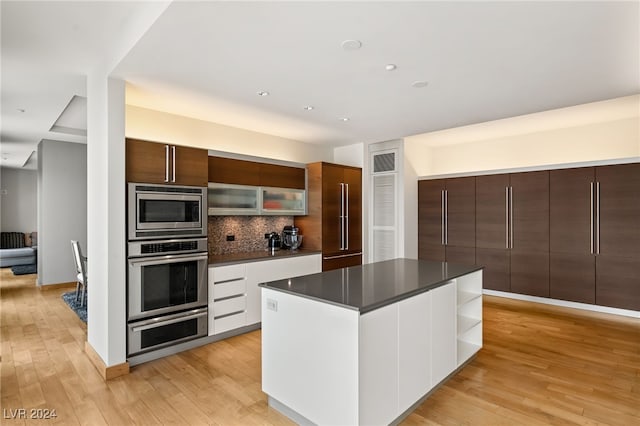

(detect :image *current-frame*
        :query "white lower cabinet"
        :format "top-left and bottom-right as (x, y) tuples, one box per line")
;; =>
(430, 281), (457, 385)
(209, 254), (321, 335)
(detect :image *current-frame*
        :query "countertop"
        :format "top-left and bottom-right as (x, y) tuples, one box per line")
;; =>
(209, 249), (322, 266)
(259, 258), (483, 314)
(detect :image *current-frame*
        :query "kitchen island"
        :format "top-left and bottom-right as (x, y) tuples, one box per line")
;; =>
(260, 258), (483, 425)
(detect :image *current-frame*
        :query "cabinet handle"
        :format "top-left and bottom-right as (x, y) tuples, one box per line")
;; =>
(339, 183), (345, 250)
(345, 183), (349, 250)
(590, 182), (594, 254)
(505, 187), (509, 249)
(441, 190), (445, 245)
(164, 145), (170, 182)
(444, 189), (448, 245)
(596, 181), (600, 255)
(509, 186), (513, 249)
(171, 145), (176, 183)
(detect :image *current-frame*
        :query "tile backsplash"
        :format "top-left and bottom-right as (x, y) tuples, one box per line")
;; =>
(208, 216), (294, 256)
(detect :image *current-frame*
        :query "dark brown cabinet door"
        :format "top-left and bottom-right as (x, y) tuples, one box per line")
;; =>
(173, 145), (208, 186)
(596, 163), (640, 258)
(476, 174), (510, 290)
(595, 163), (640, 310)
(549, 167), (595, 304)
(323, 254), (362, 272)
(343, 167), (362, 253)
(418, 180), (446, 262)
(446, 177), (476, 249)
(208, 157), (260, 185)
(126, 139), (170, 184)
(476, 174), (510, 250)
(321, 163), (345, 255)
(126, 139), (207, 186)
(509, 171), (549, 297)
(259, 163), (306, 189)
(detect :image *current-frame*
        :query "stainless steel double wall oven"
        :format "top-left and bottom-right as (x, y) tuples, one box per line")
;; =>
(127, 183), (208, 356)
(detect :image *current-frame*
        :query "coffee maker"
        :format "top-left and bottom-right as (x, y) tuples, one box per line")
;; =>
(281, 226), (303, 250)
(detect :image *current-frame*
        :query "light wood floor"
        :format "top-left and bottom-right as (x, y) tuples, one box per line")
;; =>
(2, 267), (639, 425)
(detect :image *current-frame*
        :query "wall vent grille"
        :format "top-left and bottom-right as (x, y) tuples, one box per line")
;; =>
(373, 152), (396, 173)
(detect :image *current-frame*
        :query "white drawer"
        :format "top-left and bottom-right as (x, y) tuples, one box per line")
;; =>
(212, 263), (246, 283)
(213, 295), (246, 317)
(214, 278), (246, 300)
(214, 311), (246, 335)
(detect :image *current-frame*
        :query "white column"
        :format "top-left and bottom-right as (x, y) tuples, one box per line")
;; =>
(86, 73), (127, 366)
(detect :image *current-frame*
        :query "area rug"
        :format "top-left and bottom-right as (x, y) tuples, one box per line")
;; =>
(11, 263), (37, 275)
(62, 291), (87, 323)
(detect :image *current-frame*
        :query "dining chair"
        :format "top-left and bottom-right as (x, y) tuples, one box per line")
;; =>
(70, 240), (88, 307)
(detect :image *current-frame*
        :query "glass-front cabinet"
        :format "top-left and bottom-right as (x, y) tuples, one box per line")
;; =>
(261, 187), (306, 215)
(208, 183), (260, 215)
(208, 183), (306, 216)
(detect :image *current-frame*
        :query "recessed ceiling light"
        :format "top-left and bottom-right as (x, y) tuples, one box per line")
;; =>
(411, 80), (429, 88)
(257, 91), (270, 96)
(303, 106), (314, 111)
(340, 117), (350, 122)
(341, 39), (362, 50)
(385, 64), (397, 71)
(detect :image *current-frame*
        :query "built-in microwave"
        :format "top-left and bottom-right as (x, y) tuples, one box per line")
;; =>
(128, 183), (206, 240)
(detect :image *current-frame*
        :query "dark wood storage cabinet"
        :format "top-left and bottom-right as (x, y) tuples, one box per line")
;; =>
(418, 161), (639, 312)
(295, 162), (362, 271)
(126, 138), (208, 186)
(417, 177), (475, 265)
(208, 156), (305, 189)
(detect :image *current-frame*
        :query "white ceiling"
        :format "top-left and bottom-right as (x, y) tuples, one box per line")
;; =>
(2, 1), (639, 169)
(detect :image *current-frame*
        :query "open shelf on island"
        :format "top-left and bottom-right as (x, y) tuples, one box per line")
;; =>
(457, 290), (482, 307)
(457, 314), (481, 336)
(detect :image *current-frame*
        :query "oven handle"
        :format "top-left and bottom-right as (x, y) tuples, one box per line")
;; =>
(128, 253), (208, 266)
(131, 308), (208, 333)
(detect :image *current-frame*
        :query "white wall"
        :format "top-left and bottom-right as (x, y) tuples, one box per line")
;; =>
(405, 95), (640, 177)
(0, 167), (37, 233)
(36, 140), (87, 285)
(126, 105), (332, 163)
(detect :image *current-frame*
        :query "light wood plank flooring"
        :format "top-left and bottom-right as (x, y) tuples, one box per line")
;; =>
(2, 268), (639, 425)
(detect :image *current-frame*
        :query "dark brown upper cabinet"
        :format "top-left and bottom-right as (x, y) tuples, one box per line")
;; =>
(208, 156), (305, 189)
(126, 138), (208, 186)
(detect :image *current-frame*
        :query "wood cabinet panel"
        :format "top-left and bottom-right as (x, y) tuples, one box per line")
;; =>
(445, 246), (475, 266)
(208, 157), (260, 185)
(596, 163), (640, 258)
(476, 248), (510, 291)
(260, 163), (305, 189)
(344, 167), (363, 252)
(126, 139), (170, 184)
(510, 251), (549, 297)
(126, 139), (207, 186)
(550, 167), (594, 254)
(550, 252), (595, 304)
(476, 174), (509, 250)
(596, 256), (640, 310)
(418, 180), (445, 260)
(321, 164), (345, 255)
(510, 171), (549, 253)
(446, 177), (475, 248)
(322, 254), (362, 272)
(173, 145), (208, 186)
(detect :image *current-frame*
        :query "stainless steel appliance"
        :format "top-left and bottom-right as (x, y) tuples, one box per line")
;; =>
(127, 237), (208, 356)
(282, 226), (303, 250)
(266, 232), (281, 252)
(128, 182), (206, 240)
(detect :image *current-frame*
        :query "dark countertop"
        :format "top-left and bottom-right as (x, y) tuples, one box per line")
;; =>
(209, 249), (322, 266)
(259, 258), (483, 314)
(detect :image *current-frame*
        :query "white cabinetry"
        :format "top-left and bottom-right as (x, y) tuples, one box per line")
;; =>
(209, 254), (321, 335)
(456, 270), (483, 366)
(431, 281), (457, 385)
(208, 263), (247, 335)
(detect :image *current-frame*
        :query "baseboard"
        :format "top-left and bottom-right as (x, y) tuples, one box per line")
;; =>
(483, 289), (640, 319)
(85, 341), (130, 380)
(38, 281), (76, 291)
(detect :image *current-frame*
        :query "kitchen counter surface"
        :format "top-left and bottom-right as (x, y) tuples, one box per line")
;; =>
(259, 258), (483, 314)
(209, 249), (322, 266)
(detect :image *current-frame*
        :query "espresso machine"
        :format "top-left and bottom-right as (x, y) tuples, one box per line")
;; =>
(281, 226), (303, 250)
